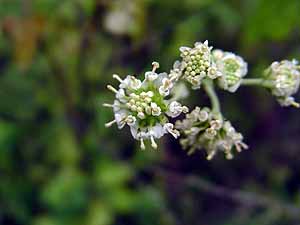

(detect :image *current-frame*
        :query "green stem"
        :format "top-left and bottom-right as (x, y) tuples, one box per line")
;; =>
(241, 78), (273, 88)
(202, 79), (221, 116)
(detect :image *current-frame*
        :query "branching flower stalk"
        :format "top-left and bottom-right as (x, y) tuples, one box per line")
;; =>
(104, 40), (300, 160)
(241, 78), (273, 88)
(202, 79), (221, 116)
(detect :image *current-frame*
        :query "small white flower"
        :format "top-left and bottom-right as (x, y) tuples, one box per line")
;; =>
(116, 88), (127, 102)
(210, 119), (223, 130)
(158, 71), (178, 96)
(204, 127), (217, 139)
(161, 78), (174, 93)
(186, 106), (201, 121)
(145, 71), (158, 81)
(119, 75), (142, 90)
(159, 86), (169, 96)
(137, 112), (146, 119)
(125, 115), (136, 126)
(114, 112), (128, 129)
(179, 46), (192, 54)
(207, 66), (222, 79)
(151, 102), (162, 116)
(198, 109), (209, 122)
(169, 60), (184, 82)
(151, 123), (166, 138)
(147, 91), (154, 97)
(164, 123), (180, 139)
(166, 101), (189, 118)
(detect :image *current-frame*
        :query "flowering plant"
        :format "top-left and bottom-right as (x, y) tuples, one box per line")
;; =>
(104, 41), (300, 160)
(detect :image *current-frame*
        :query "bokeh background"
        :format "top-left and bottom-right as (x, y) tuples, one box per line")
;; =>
(1, 0), (300, 225)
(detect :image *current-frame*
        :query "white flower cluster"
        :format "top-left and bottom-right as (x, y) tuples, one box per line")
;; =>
(104, 62), (189, 150)
(175, 107), (248, 160)
(212, 49), (248, 92)
(180, 41), (222, 89)
(264, 60), (300, 107)
(104, 40), (300, 159)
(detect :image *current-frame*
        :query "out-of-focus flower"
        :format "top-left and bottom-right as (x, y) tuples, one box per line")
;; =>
(212, 49), (248, 92)
(264, 60), (300, 107)
(179, 41), (221, 89)
(104, 62), (188, 150)
(176, 107), (248, 160)
(103, 0), (144, 37)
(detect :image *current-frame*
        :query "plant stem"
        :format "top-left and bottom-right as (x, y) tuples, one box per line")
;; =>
(158, 168), (300, 220)
(241, 78), (273, 88)
(202, 79), (221, 116)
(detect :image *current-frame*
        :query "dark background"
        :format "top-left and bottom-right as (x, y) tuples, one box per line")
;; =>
(0, 0), (300, 225)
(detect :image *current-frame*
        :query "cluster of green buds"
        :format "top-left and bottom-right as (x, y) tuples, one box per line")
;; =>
(104, 40), (300, 160)
(180, 41), (222, 89)
(104, 62), (189, 150)
(212, 50), (248, 92)
(175, 107), (248, 160)
(263, 60), (300, 107)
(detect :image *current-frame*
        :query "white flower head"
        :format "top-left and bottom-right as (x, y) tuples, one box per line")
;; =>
(264, 59), (300, 107)
(179, 41), (221, 89)
(104, 62), (188, 149)
(212, 50), (248, 93)
(176, 107), (248, 159)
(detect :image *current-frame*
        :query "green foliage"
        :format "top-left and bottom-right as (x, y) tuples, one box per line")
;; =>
(242, 0), (300, 44)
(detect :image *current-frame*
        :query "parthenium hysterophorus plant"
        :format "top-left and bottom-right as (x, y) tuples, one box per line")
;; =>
(104, 41), (300, 160)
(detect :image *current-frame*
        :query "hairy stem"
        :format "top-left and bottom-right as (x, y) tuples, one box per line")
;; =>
(241, 78), (273, 88)
(202, 79), (221, 116)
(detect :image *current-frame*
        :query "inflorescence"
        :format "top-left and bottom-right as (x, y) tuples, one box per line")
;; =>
(264, 60), (300, 107)
(175, 107), (248, 160)
(104, 40), (300, 160)
(104, 62), (188, 150)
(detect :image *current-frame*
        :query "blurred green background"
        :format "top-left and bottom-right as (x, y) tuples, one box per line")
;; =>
(0, 0), (300, 225)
